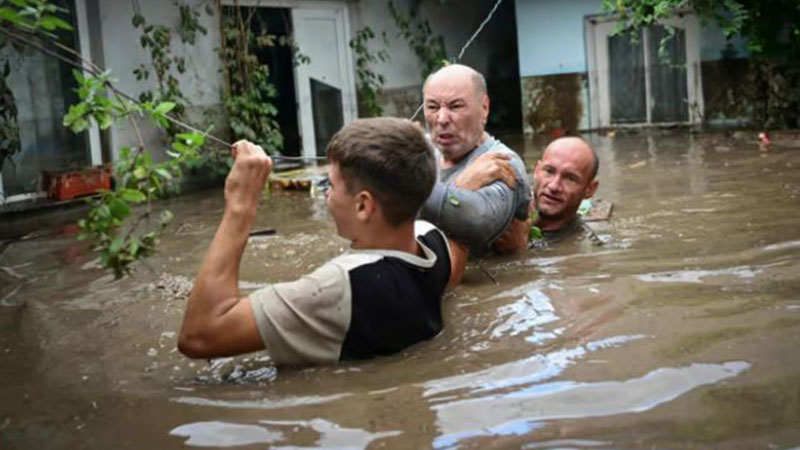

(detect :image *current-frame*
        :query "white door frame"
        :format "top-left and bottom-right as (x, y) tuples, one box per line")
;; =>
(585, 13), (704, 128)
(0, 0), (100, 204)
(220, 0), (357, 159)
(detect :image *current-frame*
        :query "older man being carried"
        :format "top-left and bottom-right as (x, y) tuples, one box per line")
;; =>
(473, 136), (601, 249)
(419, 64), (532, 256)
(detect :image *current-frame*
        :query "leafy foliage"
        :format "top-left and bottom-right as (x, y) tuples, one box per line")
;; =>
(0, 0), (71, 36)
(131, 3), (207, 138)
(218, 7), (284, 154)
(63, 69), (209, 278)
(388, 1), (448, 81)
(350, 27), (390, 118)
(0, 59), (20, 173)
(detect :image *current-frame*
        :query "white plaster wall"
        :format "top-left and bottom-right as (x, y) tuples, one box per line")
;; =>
(96, 0), (224, 161)
(349, 0), (498, 90)
(515, 0), (604, 77)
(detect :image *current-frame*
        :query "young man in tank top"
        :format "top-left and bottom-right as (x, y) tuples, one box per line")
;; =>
(178, 118), (467, 364)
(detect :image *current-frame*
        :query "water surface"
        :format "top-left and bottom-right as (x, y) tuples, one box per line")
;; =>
(1, 132), (799, 449)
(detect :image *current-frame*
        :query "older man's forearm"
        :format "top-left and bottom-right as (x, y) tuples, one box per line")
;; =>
(421, 181), (517, 254)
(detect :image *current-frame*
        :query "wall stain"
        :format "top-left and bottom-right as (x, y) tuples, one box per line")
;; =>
(521, 73), (584, 136)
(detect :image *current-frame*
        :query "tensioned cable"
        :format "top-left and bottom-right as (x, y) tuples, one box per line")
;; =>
(407, 0), (505, 122)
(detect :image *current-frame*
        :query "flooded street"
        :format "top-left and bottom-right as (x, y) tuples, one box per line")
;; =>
(1, 132), (799, 449)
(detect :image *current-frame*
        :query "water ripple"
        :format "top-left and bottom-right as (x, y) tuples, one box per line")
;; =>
(432, 361), (750, 448)
(636, 265), (761, 283)
(170, 418), (400, 449)
(423, 335), (648, 398)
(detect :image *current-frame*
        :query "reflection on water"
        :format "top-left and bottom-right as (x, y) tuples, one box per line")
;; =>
(170, 421), (283, 447)
(432, 361), (749, 448)
(636, 265), (761, 283)
(170, 418), (401, 448)
(2, 132), (800, 449)
(172, 393), (352, 410)
(424, 335), (648, 398)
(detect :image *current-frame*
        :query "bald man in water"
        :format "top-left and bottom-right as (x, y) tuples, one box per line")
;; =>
(419, 64), (532, 256)
(530, 137), (599, 243)
(488, 137), (599, 249)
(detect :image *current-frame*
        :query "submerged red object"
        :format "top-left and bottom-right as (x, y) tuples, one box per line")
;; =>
(758, 131), (772, 146)
(43, 166), (112, 201)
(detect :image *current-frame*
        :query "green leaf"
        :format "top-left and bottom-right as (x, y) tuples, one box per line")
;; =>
(154, 101), (176, 115)
(129, 238), (140, 256)
(154, 167), (172, 180)
(47, 15), (72, 30)
(118, 188), (146, 203)
(0, 8), (22, 25)
(96, 112), (113, 129)
(529, 226), (542, 241)
(133, 167), (147, 180)
(108, 198), (131, 219)
(109, 236), (125, 255)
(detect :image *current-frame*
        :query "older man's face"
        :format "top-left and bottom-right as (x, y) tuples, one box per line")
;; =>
(423, 73), (489, 162)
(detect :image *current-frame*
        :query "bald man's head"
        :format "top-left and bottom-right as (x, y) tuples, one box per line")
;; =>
(423, 64), (487, 100)
(422, 64), (490, 162)
(533, 137), (599, 231)
(543, 137), (599, 181)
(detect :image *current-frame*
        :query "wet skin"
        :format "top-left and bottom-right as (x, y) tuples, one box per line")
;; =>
(533, 137), (598, 231)
(423, 65), (489, 167)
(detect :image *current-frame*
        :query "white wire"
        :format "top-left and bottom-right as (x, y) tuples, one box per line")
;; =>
(408, 0), (506, 121)
(456, 0), (505, 62)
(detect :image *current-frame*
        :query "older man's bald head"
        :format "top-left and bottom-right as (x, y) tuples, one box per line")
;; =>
(423, 64), (487, 99)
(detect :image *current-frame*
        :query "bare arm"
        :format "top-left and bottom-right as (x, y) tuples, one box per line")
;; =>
(446, 238), (468, 290)
(178, 141), (271, 359)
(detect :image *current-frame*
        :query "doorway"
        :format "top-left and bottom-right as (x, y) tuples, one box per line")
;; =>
(221, 1), (356, 159)
(221, 5), (301, 157)
(292, 7), (356, 158)
(585, 14), (704, 128)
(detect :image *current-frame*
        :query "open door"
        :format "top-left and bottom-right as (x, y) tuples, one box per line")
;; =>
(292, 7), (356, 159)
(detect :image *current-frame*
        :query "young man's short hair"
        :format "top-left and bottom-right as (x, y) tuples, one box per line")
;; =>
(327, 118), (436, 226)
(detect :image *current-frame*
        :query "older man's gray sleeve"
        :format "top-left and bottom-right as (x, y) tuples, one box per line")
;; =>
(421, 180), (518, 255)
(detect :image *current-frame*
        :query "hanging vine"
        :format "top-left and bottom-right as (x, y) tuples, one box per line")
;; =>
(130, 1), (207, 138)
(388, 0), (447, 81)
(0, 58), (20, 173)
(349, 26), (390, 118)
(217, 3), (284, 154)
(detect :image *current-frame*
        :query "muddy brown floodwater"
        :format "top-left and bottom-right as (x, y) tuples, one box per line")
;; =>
(1, 132), (800, 449)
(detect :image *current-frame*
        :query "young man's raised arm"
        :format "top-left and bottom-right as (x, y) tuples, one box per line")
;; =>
(178, 141), (270, 359)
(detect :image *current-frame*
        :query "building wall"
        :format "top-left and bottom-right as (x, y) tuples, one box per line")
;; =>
(515, 1), (758, 132)
(348, 0), (507, 119)
(514, 0), (602, 135)
(698, 20), (751, 125)
(93, 0), (225, 161)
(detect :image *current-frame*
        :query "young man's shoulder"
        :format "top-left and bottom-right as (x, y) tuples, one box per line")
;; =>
(248, 220), (451, 364)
